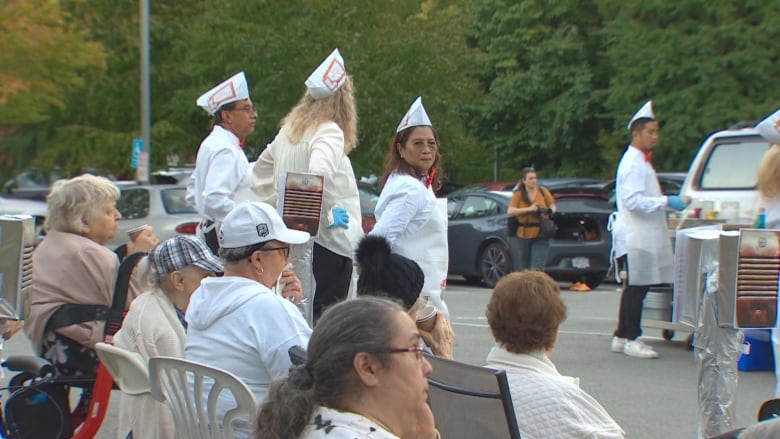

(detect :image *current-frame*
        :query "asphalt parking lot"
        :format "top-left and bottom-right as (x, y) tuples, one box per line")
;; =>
(2, 277), (775, 438)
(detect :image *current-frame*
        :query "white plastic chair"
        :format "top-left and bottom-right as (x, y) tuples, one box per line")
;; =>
(148, 356), (257, 439)
(94, 342), (150, 395)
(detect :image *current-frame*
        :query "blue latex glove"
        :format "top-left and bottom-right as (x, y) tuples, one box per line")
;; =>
(667, 195), (687, 211)
(328, 207), (349, 229)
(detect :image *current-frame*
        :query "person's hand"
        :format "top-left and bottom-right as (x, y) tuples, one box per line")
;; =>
(419, 312), (455, 359)
(127, 228), (158, 254)
(402, 402), (439, 439)
(279, 269), (303, 304)
(328, 207), (349, 229)
(667, 195), (688, 212)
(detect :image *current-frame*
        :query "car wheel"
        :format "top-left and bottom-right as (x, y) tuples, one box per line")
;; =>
(585, 272), (606, 290)
(479, 242), (511, 289)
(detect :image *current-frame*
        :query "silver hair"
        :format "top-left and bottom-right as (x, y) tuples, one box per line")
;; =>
(44, 174), (120, 234)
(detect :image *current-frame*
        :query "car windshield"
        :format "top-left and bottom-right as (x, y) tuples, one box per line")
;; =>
(162, 188), (195, 214)
(699, 138), (769, 190)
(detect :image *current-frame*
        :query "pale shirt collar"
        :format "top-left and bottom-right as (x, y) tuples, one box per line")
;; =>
(486, 345), (580, 387)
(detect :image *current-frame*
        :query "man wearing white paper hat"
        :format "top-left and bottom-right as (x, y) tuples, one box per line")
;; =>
(370, 96), (450, 318)
(609, 100), (689, 359)
(187, 71), (257, 254)
(251, 48), (361, 323)
(185, 201), (312, 412)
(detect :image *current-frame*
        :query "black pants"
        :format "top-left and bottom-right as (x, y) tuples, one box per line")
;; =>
(203, 227), (220, 256)
(312, 243), (353, 323)
(614, 255), (650, 340)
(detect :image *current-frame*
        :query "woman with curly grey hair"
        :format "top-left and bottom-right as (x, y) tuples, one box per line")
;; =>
(23, 174), (157, 376)
(256, 297), (440, 439)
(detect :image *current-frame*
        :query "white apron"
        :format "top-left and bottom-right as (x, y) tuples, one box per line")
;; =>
(619, 171), (674, 286)
(396, 197), (450, 317)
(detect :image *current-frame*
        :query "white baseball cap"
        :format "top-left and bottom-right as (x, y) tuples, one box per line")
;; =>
(627, 100), (655, 130)
(305, 48), (347, 100)
(218, 201), (310, 249)
(196, 72), (250, 115)
(396, 96), (432, 133)
(756, 108), (780, 145)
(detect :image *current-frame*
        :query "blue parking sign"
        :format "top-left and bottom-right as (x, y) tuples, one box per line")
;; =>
(131, 138), (143, 169)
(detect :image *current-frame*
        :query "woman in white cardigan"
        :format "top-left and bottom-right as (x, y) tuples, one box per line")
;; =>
(485, 270), (625, 439)
(113, 236), (223, 439)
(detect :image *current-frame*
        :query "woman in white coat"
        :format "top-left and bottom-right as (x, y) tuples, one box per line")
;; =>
(370, 97), (449, 316)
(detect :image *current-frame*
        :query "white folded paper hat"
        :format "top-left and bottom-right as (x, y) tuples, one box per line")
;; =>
(305, 48), (347, 100)
(396, 96), (432, 133)
(756, 108), (780, 145)
(627, 100), (655, 130)
(196, 72), (250, 115)
(218, 201), (310, 249)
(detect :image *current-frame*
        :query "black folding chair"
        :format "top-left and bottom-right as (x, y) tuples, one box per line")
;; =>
(424, 353), (521, 439)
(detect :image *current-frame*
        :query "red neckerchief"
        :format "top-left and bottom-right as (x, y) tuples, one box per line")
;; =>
(239, 139), (245, 149)
(425, 169), (437, 189)
(643, 150), (653, 163)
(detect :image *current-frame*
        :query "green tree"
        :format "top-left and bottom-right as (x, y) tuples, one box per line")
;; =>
(0, 0), (105, 182)
(599, 0), (780, 171)
(466, 0), (606, 180)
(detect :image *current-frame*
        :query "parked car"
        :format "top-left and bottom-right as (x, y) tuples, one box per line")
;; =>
(446, 188), (614, 288)
(452, 177), (606, 194)
(679, 123), (770, 223)
(106, 185), (200, 249)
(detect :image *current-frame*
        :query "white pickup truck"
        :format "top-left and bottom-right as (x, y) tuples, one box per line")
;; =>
(679, 123), (771, 224)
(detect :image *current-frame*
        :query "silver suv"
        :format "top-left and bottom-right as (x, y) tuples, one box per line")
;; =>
(679, 124), (771, 223)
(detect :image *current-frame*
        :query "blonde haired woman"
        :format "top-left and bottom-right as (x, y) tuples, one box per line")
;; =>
(252, 48), (362, 322)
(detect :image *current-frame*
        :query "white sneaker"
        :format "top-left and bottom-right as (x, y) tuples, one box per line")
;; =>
(623, 340), (659, 359)
(611, 336), (626, 353)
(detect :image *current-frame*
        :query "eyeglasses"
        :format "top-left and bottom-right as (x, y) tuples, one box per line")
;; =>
(410, 140), (438, 152)
(231, 105), (258, 115)
(383, 343), (425, 361)
(259, 246), (291, 259)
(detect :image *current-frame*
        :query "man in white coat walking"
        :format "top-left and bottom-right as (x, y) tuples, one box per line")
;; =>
(610, 101), (688, 359)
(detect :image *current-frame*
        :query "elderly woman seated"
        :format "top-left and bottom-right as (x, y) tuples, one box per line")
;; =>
(114, 235), (222, 439)
(256, 297), (439, 439)
(485, 270), (625, 438)
(355, 235), (454, 359)
(24, 174), (157, 376)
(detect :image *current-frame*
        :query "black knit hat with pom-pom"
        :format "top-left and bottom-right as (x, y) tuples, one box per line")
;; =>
(355, 235), (425, 309)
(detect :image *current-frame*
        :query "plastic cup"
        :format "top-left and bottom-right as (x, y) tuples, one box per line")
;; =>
(416, 305), (437, 332)
(127, 224), (151, 241)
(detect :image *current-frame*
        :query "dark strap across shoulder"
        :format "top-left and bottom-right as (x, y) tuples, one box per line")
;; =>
(42, 252), (146, 339)
(104, 251), (146, 338)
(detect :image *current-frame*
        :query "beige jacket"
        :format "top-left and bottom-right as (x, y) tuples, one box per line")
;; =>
(24, 230), (143, 354)
(114, 288), (185, 439)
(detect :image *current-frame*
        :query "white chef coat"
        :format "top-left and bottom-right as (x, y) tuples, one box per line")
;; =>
(371, 173), (449, 316)
(187, 125), (249, 223)
(612, 145), (673, 285)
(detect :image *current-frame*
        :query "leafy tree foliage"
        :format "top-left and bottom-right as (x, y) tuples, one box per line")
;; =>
(599, 0), (780, 171)
(466, 0), (606, 180)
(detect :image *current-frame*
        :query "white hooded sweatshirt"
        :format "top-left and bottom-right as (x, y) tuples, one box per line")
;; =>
(185, 276), (312, 405)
